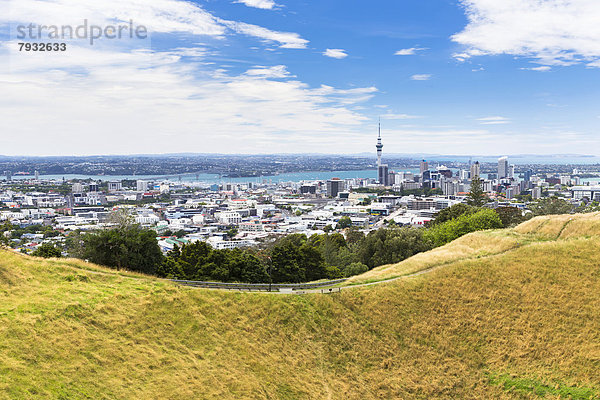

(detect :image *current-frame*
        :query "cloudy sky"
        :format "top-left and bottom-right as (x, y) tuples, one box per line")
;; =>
(0, 0), (599, 156)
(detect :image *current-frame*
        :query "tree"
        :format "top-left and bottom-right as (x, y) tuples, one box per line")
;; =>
(32, 243), (62, 258)
(83, 225), (164, 274)
(466, 176), (487, 207)
(64, 230), (86, 258)
(428, 204), (477, 226)
(336, 216), (353, 230)
(226, 227), (238, 238)
(495, 206), (527, 227)
(342, 262), (369, 278)
(529, 197), (574, 216)
(108, 208), (135, 228)
(0, 221), (13, 248)
(359, 227), (432, 269)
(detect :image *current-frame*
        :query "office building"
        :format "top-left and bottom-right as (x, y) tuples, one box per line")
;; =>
(300, 185), (317, 195)
(420, 160), (429, 176)
(108, 181), (123, 192)
(378, 165), (389, 186)
(72, 183), (84, 194)
(327, 178), (344, 198)
(470, 161), (480, 179)
(136, 180), (149, 192)
(498, 156), (509, 179)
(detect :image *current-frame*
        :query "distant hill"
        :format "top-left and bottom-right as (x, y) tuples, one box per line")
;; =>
(1, 214), (600, 399)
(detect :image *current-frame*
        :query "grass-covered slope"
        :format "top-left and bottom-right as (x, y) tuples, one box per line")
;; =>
(1, 214), (600, 399)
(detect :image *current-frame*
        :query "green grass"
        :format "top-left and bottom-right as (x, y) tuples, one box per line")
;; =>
(1, 214), (600, 398)
(488, 373), (600, 399)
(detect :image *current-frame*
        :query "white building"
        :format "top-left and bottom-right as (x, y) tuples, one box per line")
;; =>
(136, 180), (149, 192)
(216, 211), (242, 225)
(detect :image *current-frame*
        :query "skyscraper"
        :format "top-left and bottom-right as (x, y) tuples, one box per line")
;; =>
(378, 165), (389, 186)
(420, 160), (429, 175)
(498, 156), (509, 179)
(326, 178), (344, 198)
(470, 161), (480, 179)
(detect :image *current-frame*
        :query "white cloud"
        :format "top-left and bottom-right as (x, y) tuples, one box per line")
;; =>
(223, 21), (309, 49)
(235, 0), (278, 9)
(0, 37), (376, 155)
(323, 49), (348, 59)
(381, 113), (420, 120)
(245, 65), (292, 78)
(410, 74), (432, 81)
(5, 0), (226, 37)
(452, 0), (600, 67)
(521, 66), (552, 72)
(4, 0), (308, 49)
(395, 47), (427, 56)
(477, 116), (511, 125)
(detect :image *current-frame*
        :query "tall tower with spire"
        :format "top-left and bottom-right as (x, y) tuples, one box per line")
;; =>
(376, 121), (383, 167)
(376, 120), (389, 186)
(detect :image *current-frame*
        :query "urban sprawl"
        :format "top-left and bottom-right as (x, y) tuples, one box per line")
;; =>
(2, 134), (600, 255)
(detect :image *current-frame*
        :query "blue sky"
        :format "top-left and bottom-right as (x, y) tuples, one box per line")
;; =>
(0, 0), (599, 156)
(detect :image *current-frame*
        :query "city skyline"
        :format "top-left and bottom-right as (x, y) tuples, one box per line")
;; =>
(1, 0), (599, 156)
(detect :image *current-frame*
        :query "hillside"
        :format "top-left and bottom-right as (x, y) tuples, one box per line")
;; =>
(1, 214), (600, 399)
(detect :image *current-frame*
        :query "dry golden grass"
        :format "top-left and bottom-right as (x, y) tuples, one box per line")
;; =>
(346, 229), (529, 285)
(1, 213), (600, 399)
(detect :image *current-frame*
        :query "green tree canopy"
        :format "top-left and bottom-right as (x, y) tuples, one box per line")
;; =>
(495, 206), (527, 227)
(83, 225), (164, 274)
(529, 198), (574, 216)
(466, 176), (488, 207)
(424, 208), (503, 247)
(336, 216), (353, 230)
(429, 204), (478, 226)
(32, 243), (62, 258)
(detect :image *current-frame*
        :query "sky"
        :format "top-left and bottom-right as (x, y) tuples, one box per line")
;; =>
(0, 0), (599, 156)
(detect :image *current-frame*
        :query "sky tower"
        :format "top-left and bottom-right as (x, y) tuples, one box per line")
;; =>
(376, 120), (389, 186)
(376, 120), (383, 167)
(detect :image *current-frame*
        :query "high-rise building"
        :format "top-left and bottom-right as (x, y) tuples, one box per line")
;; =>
(523, 169), (533, 182)
(89, 182), (99, 192)
(108, 181), (123, 192)
(34, 170), (40, 181)
(506, 186), (516, 199)
(378, 165), (389, 186)
(4, 171), (12, 181)
(470, 161), (481, 179)
(326, 178), (344, 198)
(136, 180), (149, 192)
(498, 156), (509, 179)
(72, 183), (84, 194)
(420, 160), (429, 175)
